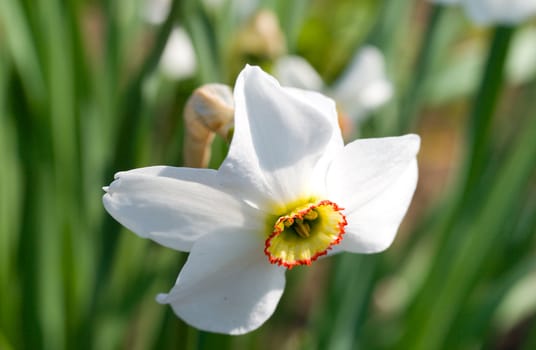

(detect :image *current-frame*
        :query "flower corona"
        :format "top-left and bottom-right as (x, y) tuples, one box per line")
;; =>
(265, 199), (347, 268)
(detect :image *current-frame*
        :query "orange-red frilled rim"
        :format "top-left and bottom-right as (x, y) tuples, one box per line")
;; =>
(264, 200), (347, 269)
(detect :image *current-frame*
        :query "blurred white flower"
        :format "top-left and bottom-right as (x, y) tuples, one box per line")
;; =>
(159, 27), (197, 80)
(275, 46), (393, 128)
(507, 27), (536, 84)
(464, 0), (536, 25)
(103, 65), (419, 334)
(142, 0), (172, 25)
(330, 46), (394, 120)
(431, 0), (536, 25)
(141, 0), (197, 80)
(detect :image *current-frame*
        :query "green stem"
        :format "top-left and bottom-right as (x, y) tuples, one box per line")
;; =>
(462, 26), (514, 200)
(313, 255), (377, 349)
(11, 71), (46, 350)
(398, 5), (443, 133)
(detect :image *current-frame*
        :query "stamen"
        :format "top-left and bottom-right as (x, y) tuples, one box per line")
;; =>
(283, 218), (294, 227)
(293, 219), (311, 238)
(303, 210), (318, 220)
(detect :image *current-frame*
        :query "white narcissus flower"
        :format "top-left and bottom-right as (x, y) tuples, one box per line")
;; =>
(431, 0), (536, 26)
(275, 46), (393, 125)
(103, 65), (420, 334)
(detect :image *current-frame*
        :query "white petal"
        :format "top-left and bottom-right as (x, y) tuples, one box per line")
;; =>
(220, 65), (343, 207)
(338, 159), (418, 253)
(331, 46), (393, 121)
(286, 87), (345, 194)
(274, 55), (325, 91)
(103, 167), (262, 252)
(114, 165), (205, 180)
(157, 231), (286, 334)
(326, 134), (420, 213)
(160, 27), (197, 80)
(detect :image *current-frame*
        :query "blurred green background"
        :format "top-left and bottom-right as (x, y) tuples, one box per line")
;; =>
(1, 0), (535, 349)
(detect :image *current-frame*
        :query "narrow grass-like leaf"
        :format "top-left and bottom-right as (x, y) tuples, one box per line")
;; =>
(0, 51), (24, 350)
(311, 255), (377, 350)
(0, 0), (45, 104)
(462, 26), (514, 202)
(398, 95), (536, 350)
(397, 5), (443, 133)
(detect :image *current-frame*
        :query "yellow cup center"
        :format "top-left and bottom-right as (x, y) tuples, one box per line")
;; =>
(264, 200), (347, 269)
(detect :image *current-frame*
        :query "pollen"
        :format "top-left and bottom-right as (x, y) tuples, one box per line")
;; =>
(264, 200), (347, 269)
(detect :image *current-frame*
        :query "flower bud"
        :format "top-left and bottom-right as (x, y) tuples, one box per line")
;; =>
(229, 10), (286, 77)
(183, 84), (234, 167)
(239, 10), (286, 60)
